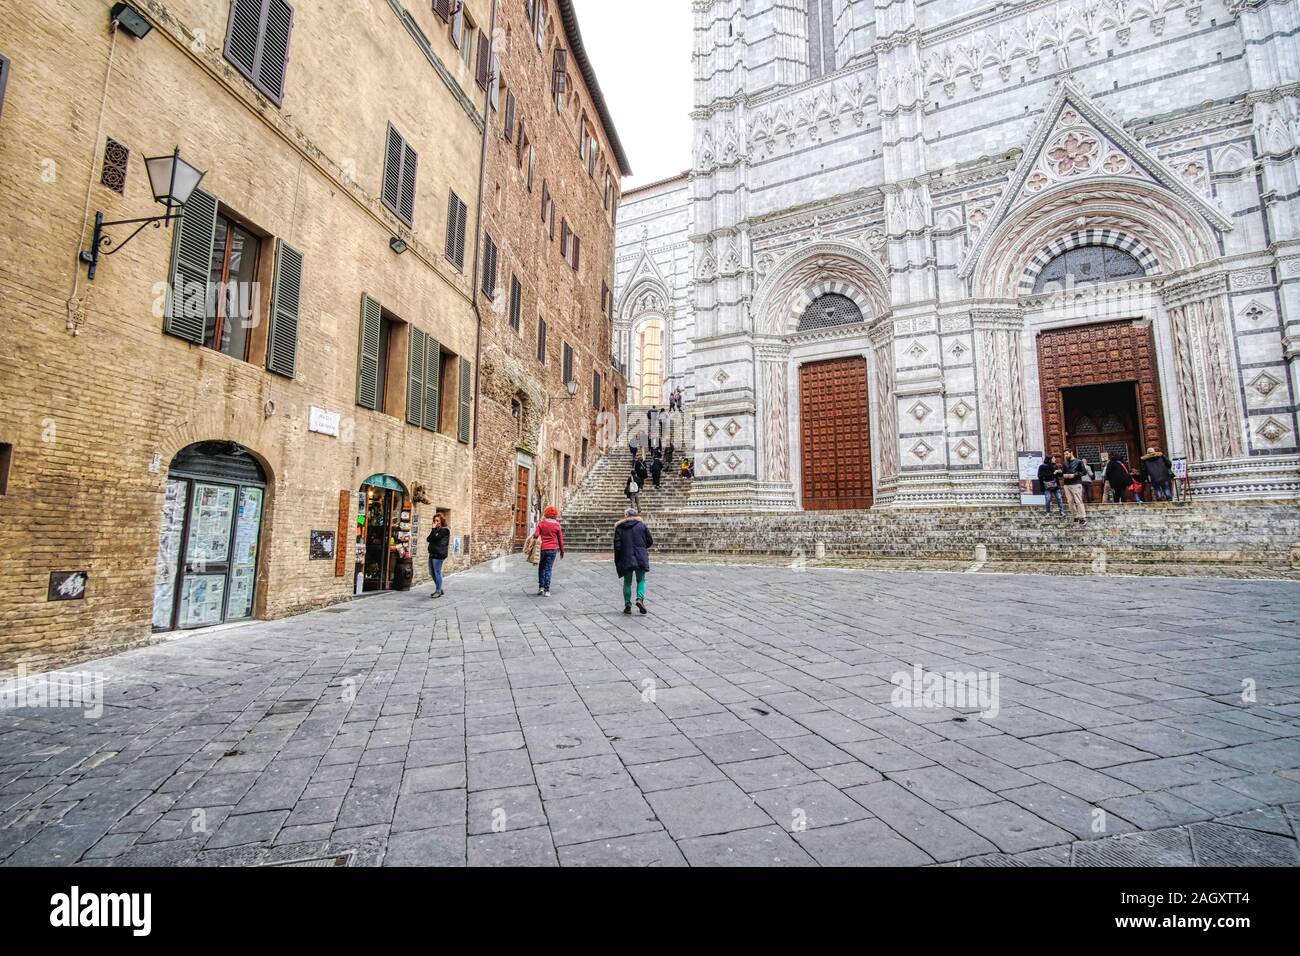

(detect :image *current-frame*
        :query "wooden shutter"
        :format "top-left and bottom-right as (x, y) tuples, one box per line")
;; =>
(537, 318), (546, 363)
(424, 337), (441, 432)
(476, 33), (491, 89)
(552, 48), (567, 104)
(357, 294), (382, 410)
(509, 275), (521, 330)
(433, 0), (451, 22)
(257, 0), (293, 102)
(399, 141), (417, 226)
(482, 234), (497, 296)
(166, 186), (218, 344)
(445, 192), (458, 261)
(572, 235), (580, 271)
(407, 328), (425, 426)
(0, 53), (10, 121)
(504, 91), (515, 141)
(541, 181), (549, 223)
(266, 240), (302, 377)
(458, 356), (472, 443)
(446, 192), (467, 269)
(224, 0), (262, 77)
(382, 124), (403, 216)
(454, 197), (467, 269)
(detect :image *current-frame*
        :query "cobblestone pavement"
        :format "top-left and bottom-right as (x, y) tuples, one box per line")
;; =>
(2, 557), (1299, 867)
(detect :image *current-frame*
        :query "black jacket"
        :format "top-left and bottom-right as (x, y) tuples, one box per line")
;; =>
(426, 526), (450, 560)
(1061, 458), (1087, 484)
(613, 518), (653, 577)
(1037, 462), (1059, 487)
(1142, 454), (1173, 484)
(1104, 460), (1132, 490)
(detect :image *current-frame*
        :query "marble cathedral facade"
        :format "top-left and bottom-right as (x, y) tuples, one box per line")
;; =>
(631, 0), (1300, 511)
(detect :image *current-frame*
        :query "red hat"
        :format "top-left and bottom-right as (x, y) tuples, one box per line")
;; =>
(544, 506), (559, 519)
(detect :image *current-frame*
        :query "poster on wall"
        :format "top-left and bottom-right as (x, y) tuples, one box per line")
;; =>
(48, 571), (88, 601)
(1017, 451), (1046, 506)
(1172, 457), (1188, 480)
(188, 484), (236, 564)
(179, 575), (225, 628)
(310, 531), (336, 560)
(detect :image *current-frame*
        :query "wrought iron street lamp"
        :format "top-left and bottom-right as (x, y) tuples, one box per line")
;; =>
(556, 379), (580, 401)
(79, 146), (206, 280)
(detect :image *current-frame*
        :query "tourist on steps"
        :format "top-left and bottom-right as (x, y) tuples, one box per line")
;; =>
(650, 452), (663, 489)
(1061, 450), (1089, 524)
(531, 505), (565, 597)
(1038, 455), (1066, 517)
(624, 470), (642, 512)
(1104, 454), (1139, 504)
(665, 442), (675, 469)
(1141, 447), (1174, 502)
(427, 513), (450, 599)
(614, 507), (654, 615)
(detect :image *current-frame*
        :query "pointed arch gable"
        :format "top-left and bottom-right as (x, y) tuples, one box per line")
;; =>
(753, 240), (891, 337)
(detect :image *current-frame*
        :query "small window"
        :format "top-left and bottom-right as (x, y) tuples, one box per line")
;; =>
(552, 48), (567, 112)
(527, 144), (536, 192)
(0, 442), (11, 495)
(482, 233), (498, 296)
(537, 317), (548, 364)
(205, 214), (264, 360)
(382, 123), (418, 227)
(562, 341), (574, 385)
(0, 52), (10, 121)
(560, 218), (570, 259)
(592, 370), (602, 410)
(509, 274), (522, 331)
(504, 90), (516, 141)
(581, 437), (589, 468)
(563, 454), (572, 487)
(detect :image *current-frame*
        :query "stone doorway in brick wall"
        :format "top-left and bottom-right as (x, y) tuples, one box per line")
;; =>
(1037, 319), (1168, 479)
(153, 442), (267, 632)
(799, 356), (874, 511)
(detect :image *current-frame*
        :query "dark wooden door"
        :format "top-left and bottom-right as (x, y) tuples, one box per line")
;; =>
(513, 466), (529, 545)
(800, 356), (873, 510)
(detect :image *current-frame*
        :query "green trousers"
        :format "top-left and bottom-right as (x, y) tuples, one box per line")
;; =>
(622, 570), (647, 604)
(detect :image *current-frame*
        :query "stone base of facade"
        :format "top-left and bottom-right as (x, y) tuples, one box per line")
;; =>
(1189, 456), (1300, 501)
(685, 479), (799, 513)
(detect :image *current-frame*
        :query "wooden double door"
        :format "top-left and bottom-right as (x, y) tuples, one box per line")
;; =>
(799, 356), (874, 511)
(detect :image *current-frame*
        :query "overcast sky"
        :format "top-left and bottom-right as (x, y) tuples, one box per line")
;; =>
(571, 0), (694, 190)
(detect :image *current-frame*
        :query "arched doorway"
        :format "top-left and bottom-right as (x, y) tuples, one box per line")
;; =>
(153, 441), (268, 631)
(633, 316), (666, 406)
(357, 475), (410, 594)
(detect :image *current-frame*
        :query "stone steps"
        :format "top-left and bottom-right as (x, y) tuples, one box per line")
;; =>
(555, 502), (1300, 570)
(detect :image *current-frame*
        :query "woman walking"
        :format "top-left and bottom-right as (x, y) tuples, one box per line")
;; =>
(532, 505), (565, 597)
(427, 513), (450, 599)
(624, 469), (641, 512)
(614, 507), (654, 615)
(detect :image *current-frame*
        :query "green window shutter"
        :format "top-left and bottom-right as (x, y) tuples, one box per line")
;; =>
(266, 240), (302, 378)
(424, 337), (441, 432)
(407, 328), (425, 426)
(357, 294), (382, 410)
(165, 186), (218, 344)
(458, 356), (472, 444)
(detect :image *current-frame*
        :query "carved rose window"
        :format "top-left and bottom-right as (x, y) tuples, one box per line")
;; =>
(1047, 132), (1099, 176)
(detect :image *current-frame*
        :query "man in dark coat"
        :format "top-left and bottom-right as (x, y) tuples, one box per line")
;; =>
(650, 454), (663, 489)
(1141, 447), (1174, 501)
(614, 508), (653, 615)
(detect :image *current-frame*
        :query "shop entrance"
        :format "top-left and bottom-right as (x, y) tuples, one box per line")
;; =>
(357, 475), (411, 594)
(153, 441), (267, 631)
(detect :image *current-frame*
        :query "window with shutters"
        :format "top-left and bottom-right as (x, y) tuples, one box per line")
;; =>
(547, 197), (556, 240)
(476, 30), (491, 90)
(503, 90), (516, 141)
(532, 0), (545, 49)
(458, 355), (473, 444)
(579, 121), (589, 162)
(560, 219), (570, 260)
(509, 275), (522, 332)
(432, 0), (452, 23)
(516, 120), (528, 168)
(552, 48), (567, 112)
(603, 171), (613, 211)
(451, 4), (465, 50)
(356, 296), (399, 414)
(541, 181), (549, 224)
(571, 234), (580, 272)
(381, 123), (418, 228)
(405, 327), (443, 432)
(445, 191), (468, 270)
(482, 233), (498, 297)
(165, 186), (302, 373)
(562, 341), (574, 385)
(527, 145), (536, 192)
(592, 370), (602, 411)
(581, 437), (589, 468)
(537, 316), (547, 364)
(224, 0), (295, 106)
(601, 282), (609, 318)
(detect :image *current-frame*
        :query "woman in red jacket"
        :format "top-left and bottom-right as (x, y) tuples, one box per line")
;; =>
(532, 505), (565, 597)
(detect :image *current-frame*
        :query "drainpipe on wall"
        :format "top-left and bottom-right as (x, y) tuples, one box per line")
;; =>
(471, 0), (498, 455)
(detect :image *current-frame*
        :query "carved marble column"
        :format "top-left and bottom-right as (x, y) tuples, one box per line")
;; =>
(1164, 274), (1246, 463)
(756, 345), (791, 483)
(868, 318), (899, 499)
(972, 309), (1028, 476)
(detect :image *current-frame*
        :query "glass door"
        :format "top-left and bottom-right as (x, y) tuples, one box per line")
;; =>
(178, 482), (237, 628)
(226, 487), (263, 620)
(153, 478), (189, 629)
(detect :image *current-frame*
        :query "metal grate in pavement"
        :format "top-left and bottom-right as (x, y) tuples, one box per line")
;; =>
(264, 852), (353, 868)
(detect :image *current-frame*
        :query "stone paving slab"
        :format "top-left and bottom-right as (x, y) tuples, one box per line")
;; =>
(0, 557), (1298, 867)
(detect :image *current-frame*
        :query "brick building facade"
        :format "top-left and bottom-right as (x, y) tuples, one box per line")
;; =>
(0, 0), (498, 668)
(470, 0), (628, 560)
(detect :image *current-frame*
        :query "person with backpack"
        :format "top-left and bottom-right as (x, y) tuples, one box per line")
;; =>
(530, 505), (565, 597)
(624, 469), (641, 512)
(1037, 455), (1066, 517)
(1061, 450), (1088, 523)
(426, 513), (450, 599)
(614, 507), (654, 615)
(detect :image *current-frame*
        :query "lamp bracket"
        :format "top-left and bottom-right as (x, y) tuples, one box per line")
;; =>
(79, 209), (183, 280)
